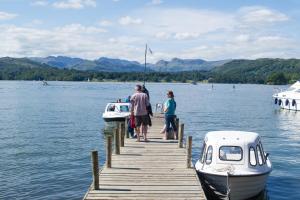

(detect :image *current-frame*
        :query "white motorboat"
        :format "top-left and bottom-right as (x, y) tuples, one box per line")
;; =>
(102, 102), (131, 122)
(273, 81), (300, 111)
(195, 131), (272, 200)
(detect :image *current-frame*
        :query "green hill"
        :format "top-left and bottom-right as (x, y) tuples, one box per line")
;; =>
(1, 57), (300, 84)
(0, 57), (48, 69)
(210, 58), (300, 84)
(0, 57), (88, 81)
(0, 57), (206, 82)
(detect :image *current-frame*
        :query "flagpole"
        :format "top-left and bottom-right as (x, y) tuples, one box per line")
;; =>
(143, 43), (147, 86)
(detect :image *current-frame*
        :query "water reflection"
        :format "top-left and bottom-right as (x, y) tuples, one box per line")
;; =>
(204, 189), (269, 200)
(275, 109), (300, 141)
(103, 122), (118, 135)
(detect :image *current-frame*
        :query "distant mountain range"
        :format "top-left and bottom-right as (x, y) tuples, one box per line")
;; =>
(28, 56), (231, 72)
(151, 58), (230, 71)
(0, 57), (49, 69)
(29, 56), (144, 72)
(1, 56), (300, 84)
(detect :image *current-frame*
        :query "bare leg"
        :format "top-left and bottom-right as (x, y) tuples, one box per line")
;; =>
(160, 125), (166, 134)
(141, 125), (144, 139)
(135, 127), (140, 142)
(140, 125), (144, 140)
(143, 125), (148, 141)
(173, 131), (177, 140)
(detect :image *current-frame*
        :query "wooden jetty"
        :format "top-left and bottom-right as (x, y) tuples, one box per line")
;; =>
(83, 115), (206, 200)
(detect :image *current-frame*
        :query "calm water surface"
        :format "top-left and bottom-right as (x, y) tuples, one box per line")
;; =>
(0, 81), (299, 199)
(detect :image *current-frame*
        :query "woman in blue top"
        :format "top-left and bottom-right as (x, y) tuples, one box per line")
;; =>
(164, 90), (177, 140)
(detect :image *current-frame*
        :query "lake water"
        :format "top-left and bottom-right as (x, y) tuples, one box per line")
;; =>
(0, 81), (299, 200)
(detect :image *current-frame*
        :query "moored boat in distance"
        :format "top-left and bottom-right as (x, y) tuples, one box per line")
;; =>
(195, 131), (272, 200)
(102, 102), (131, 122)
(42, 80), (48, 86)
(273, 81), (300, 111)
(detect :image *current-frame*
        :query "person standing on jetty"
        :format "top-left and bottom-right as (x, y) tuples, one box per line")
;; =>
(130, 85), (150, 142)
(164, 91), (177, 140)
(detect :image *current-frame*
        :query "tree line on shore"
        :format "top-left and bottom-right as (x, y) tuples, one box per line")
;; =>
(1, 57), (300, 84)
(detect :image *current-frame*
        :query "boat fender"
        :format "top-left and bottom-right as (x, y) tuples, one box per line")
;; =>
(285, 99), (289, 106)
(274, 98), (278, 105)
(278, 99), (282, 106)
(292, 99), (296, 107)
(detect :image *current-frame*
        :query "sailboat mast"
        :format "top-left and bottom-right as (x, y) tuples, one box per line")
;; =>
(143, 44), (147, 85)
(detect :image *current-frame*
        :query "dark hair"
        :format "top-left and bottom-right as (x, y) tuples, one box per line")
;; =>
(167, 90), (174, 98)
(135, 84), (142, 91)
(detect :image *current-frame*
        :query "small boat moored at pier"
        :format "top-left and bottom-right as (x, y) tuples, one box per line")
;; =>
(273, 81), (300, 111)
(195, 131), (272, 200)
(102, 102), (131, 122)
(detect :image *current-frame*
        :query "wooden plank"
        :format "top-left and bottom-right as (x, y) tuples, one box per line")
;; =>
(85, 197), (201, 200)
(87, 193), (202, 196)
(83, 115), (205, 200)
(89, 190), (203, 194)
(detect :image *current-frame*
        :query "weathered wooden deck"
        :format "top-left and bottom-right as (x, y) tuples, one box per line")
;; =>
(83, 115), (206, 200)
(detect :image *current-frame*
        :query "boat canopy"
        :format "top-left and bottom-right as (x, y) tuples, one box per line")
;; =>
(106, 103), (130, 113)
(199, 131), (269, 168)
(204, 131), (259, 144)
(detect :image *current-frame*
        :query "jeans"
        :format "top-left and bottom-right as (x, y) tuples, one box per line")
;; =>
(165, 115), (177, 133)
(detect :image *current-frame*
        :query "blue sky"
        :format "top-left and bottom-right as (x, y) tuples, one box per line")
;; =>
(0, 0), (300, 62)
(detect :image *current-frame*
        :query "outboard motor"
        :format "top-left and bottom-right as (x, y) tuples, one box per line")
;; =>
(292, 99), (297, 107)
(278, 99), (282, 106)
(274, 98), (278, 105)
(285, 99), (289, 106)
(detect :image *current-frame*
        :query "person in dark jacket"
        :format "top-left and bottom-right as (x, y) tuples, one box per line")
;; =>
(142, 84), (152, 127)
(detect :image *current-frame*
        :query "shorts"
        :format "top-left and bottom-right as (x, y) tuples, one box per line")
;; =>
(135, 115), (150, 127)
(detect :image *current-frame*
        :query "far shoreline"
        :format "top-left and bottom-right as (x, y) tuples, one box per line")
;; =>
(0, 79), (289, 86)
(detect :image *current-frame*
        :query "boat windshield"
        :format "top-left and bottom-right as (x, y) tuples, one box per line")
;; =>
(249, 147), (257, 166)
(119, 105), (129, 112)
(287, 87), (296, 91)
(219, 146), (243, 161)
(107, 104), (116, 112)
(199, 142), (206, 163)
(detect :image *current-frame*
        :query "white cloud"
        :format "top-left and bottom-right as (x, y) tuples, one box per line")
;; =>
(239, 6), (289, 25)
(54, 23), (107, 34)
(179, 34), (297, 61)
(53, 0), (96, 9)
(119, 16), (143, 25)
(155, 32), (171, 40)
(0, 5), (297, 61)
(174, 32), (200, 40)
(150, 0), (163, 5)
(0, 11), (18, 20)
(0, 23), (145, 61)
(234, 34), (251, 43)
(135, 8), (235, 38)
(99, 20), (113, 27)
(32, 19), (43, 25)
(31, 0), (49, 6)
(108, 38), (117, 43)
(24, 19), (44, 27)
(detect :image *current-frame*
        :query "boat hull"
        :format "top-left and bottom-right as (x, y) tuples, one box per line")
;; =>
(103, 117), (127, 122)
(273, 92), (300, 111)
(275, 97), (299, 111)
(197, 171), (270, 200)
